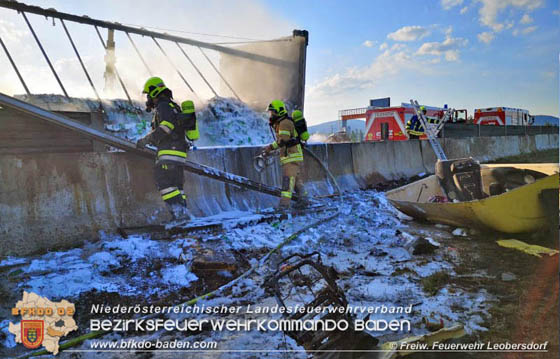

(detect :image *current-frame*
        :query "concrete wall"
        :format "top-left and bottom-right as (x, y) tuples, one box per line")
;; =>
(1, 133), (557, 256)
(0, 108), (106, 154)
(441, 123), (558, 138)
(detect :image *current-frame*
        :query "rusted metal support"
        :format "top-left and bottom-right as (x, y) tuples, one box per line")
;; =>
(0, 36), (30, 95)
(103, 29), (118, 92)
(176, 42), (217, 97)
(198, 47), (241, 101)
(21, 12), (69, 98)
(152, 37), (198, 99)
(60, 19), (101, 102)
(264, 252), (379, 352)
(126, 32), (152, 76)
(94, 26), (132, 104)
(293, 30), (308, 111)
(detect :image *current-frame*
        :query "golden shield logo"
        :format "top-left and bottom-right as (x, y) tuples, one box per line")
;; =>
(21, 320), (44, 349)
(10, 292), (78, 354)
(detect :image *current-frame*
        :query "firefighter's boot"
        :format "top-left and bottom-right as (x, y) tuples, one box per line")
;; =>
(164, 192), (192, 222)
(168, 204), (192, 222)
(293, 174), (310, 209)
(293, 196), (311, 209)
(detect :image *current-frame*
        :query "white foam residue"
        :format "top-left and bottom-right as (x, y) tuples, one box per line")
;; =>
(0, 257), (28, 268)
(414, 261), (453, 277)
(1, 188), (494, 342)
(24, 265), (123, 299)
(167, 239), (192, 259)
(197, 97), (273, 147)
(88, 251), (120, 273)
(0, 320), (16, 348)
(13, 234), (201, 299)
(103, 235), (161, 261)
(16, 94), (273, 147)
(161, 265), (198, 286)
(452, 228), (469, 237)
(25, 248), (84, 273)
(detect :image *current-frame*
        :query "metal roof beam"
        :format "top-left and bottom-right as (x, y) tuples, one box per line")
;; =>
(0, 0), (293, 68)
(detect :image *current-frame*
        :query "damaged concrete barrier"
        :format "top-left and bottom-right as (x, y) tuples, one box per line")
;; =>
(1, 134), (557, 256)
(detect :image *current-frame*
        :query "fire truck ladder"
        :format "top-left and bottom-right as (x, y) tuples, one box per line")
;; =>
(410, 99), (452, 161)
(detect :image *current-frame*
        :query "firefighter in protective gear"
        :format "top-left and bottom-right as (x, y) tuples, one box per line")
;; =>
(406, 106), (438, 139)
(136, 77), (195, 220)
(262, 100), (309, 209)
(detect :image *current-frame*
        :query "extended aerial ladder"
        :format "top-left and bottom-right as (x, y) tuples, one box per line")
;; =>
(409, 99), (453, 161)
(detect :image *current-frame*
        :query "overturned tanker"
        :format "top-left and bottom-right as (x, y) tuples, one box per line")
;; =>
(386, 159), (559, 233)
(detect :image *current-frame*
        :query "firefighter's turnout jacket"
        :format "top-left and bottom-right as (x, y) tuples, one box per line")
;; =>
(406, 114), (438, 137)
(270, 116), (304, 165)
(268, 116), (306, 206)
(149, 95), (191, 162)
(143, 95), (195, 216)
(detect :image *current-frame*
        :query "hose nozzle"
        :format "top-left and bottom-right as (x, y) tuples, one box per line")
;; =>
(253, 153), (274, 173)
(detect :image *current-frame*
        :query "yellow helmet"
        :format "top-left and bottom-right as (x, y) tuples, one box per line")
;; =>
(267, 100), (287, 117)
(142, 77), (168, 99)
(292, 110), (303, 121)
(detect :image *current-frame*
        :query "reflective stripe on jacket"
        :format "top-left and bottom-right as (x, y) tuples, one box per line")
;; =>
(406, 115), (438, 136)
(152, 97), (188, 162)
(271, 117), (303, 165)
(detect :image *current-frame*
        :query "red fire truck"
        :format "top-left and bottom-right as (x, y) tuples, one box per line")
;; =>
(339, 99), (466, 142)
(474, 107), (534, 126)
(363, 104), (447, 141)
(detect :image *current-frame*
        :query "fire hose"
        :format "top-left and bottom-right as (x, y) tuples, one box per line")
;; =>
(253, 145), (342, 198)
(18, 156), (343, 358)
(2, 92), (346, 356)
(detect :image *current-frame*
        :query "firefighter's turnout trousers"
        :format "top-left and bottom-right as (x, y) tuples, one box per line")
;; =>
(280, 162), (307, 207)
(154, 160), (187, 219)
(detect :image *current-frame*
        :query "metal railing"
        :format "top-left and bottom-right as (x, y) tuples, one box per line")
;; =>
(339, 107), (368, 117)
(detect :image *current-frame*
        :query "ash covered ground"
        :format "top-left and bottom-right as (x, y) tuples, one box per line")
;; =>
(0, 189), (496, 358)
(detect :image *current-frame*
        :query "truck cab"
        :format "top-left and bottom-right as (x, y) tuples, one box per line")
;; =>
(452, 109), (467, 123)
(474, 107), (533, 126)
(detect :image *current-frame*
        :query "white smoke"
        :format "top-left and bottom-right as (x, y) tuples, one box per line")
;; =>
(308, 133), (329, 144)
(0, 1), (296, 106)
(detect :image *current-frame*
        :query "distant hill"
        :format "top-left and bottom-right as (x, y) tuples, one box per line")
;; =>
(533, 115), (558, 126)
(308, 119), (365, 134)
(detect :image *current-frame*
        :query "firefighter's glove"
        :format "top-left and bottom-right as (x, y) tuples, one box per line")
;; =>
(260, 146), (271, 157)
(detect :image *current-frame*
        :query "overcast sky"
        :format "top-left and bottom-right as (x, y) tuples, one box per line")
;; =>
(0, 0), (558, 125)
